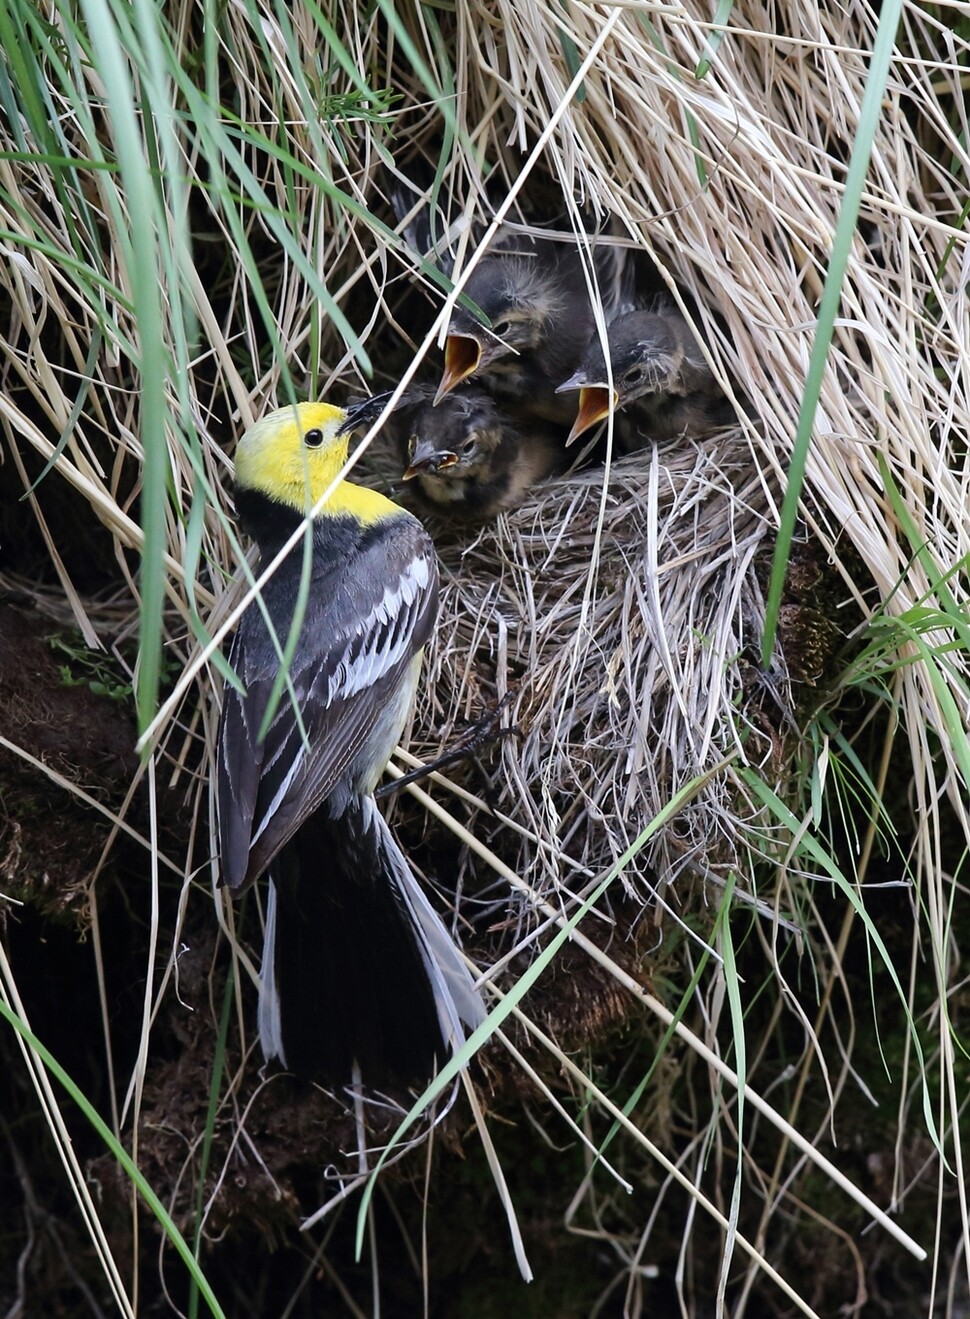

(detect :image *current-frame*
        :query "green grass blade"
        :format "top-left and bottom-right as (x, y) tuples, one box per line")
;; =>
(761, 0), (904, 665)
(740, 769), (946, 1159)
(0, 999), (227, 1319)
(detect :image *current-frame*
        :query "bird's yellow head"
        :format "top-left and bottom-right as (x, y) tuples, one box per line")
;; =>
(233, 402), (352, 513)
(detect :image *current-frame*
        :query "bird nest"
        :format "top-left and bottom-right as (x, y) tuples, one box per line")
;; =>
(378, 426), (796, 943)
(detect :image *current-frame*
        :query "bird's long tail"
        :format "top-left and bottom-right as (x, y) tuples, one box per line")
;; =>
(258, 795), (485, 1085)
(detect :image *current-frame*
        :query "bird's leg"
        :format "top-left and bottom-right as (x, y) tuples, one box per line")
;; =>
(376, 693), (520, 800)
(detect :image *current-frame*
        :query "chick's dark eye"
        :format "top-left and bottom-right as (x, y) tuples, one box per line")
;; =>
(624, 367), (646, 386)
(304, 428), (324, 448)
(461, 436), (478, 454)
(491, 319), (513, 338)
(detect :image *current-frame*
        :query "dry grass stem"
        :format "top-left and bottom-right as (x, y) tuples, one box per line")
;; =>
(2, 0), (967, 1311)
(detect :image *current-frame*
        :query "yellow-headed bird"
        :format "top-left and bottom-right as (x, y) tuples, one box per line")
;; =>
(216, 399), (485, 1084)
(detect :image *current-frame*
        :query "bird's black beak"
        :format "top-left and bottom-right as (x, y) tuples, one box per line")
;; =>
(340, 391), (394, 434)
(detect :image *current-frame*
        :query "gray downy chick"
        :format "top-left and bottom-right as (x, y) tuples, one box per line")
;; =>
(394, 382), (567, 522)
(436, 231), (634, 427)
(557, 305), (738, 450)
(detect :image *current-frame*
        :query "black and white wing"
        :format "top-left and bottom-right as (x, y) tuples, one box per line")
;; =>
(217, 514), (439, 892)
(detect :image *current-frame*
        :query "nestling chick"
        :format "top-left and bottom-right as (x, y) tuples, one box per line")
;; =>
(437, 232), (633, 427)
(388, 382), (566, 522)
(557, 305), (738, 450)
(388, 172), (640, 427)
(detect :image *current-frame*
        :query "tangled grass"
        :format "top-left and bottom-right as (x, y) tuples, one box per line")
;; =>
(0, 0), (968, 1314)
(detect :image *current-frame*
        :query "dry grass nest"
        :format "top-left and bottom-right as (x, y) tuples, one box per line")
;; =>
(382, 426), (802, 931)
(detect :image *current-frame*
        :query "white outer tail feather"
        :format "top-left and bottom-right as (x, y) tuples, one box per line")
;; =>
(361, 796), (486, 1047)
(258, 878), (285, 1064)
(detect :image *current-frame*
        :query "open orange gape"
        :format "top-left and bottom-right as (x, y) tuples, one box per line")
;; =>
(435, 332), (483, 402)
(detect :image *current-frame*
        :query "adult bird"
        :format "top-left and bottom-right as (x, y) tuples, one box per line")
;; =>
(556, 304), (738, 450)
(383, 382), (566, 522)
(216, 399), (485, 1085)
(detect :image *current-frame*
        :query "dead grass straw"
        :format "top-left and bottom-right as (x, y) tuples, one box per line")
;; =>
(1, 0), (968, 1311)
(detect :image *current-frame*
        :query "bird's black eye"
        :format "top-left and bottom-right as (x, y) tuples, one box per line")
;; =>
(461, 435), (478, 454)
(304, 428), (324, 448)
(491, 319), (513, 339)
(624, 366), (646, 386)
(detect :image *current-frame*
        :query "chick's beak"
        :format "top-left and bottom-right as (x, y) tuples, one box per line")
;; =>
(339, 390), (394, 435)
(566, 385), (618, 445)
(403, 438), (459, 480)
(555, 368), (586, 395)
(435, 335), (482, 403)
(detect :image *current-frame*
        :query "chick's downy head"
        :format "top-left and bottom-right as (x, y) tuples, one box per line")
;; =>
(437, 253), (567, 400)
(403, 387), (506, 481)
(558, 311), (687, 442)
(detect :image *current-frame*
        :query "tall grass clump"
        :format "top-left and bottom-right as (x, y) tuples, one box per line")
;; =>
(0, 0), (967, 1314)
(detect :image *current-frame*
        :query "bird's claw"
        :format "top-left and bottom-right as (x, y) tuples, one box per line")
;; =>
(376, 691), (520, 800)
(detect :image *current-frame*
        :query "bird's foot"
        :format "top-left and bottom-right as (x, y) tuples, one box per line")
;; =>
(376, 692), (520, 800)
